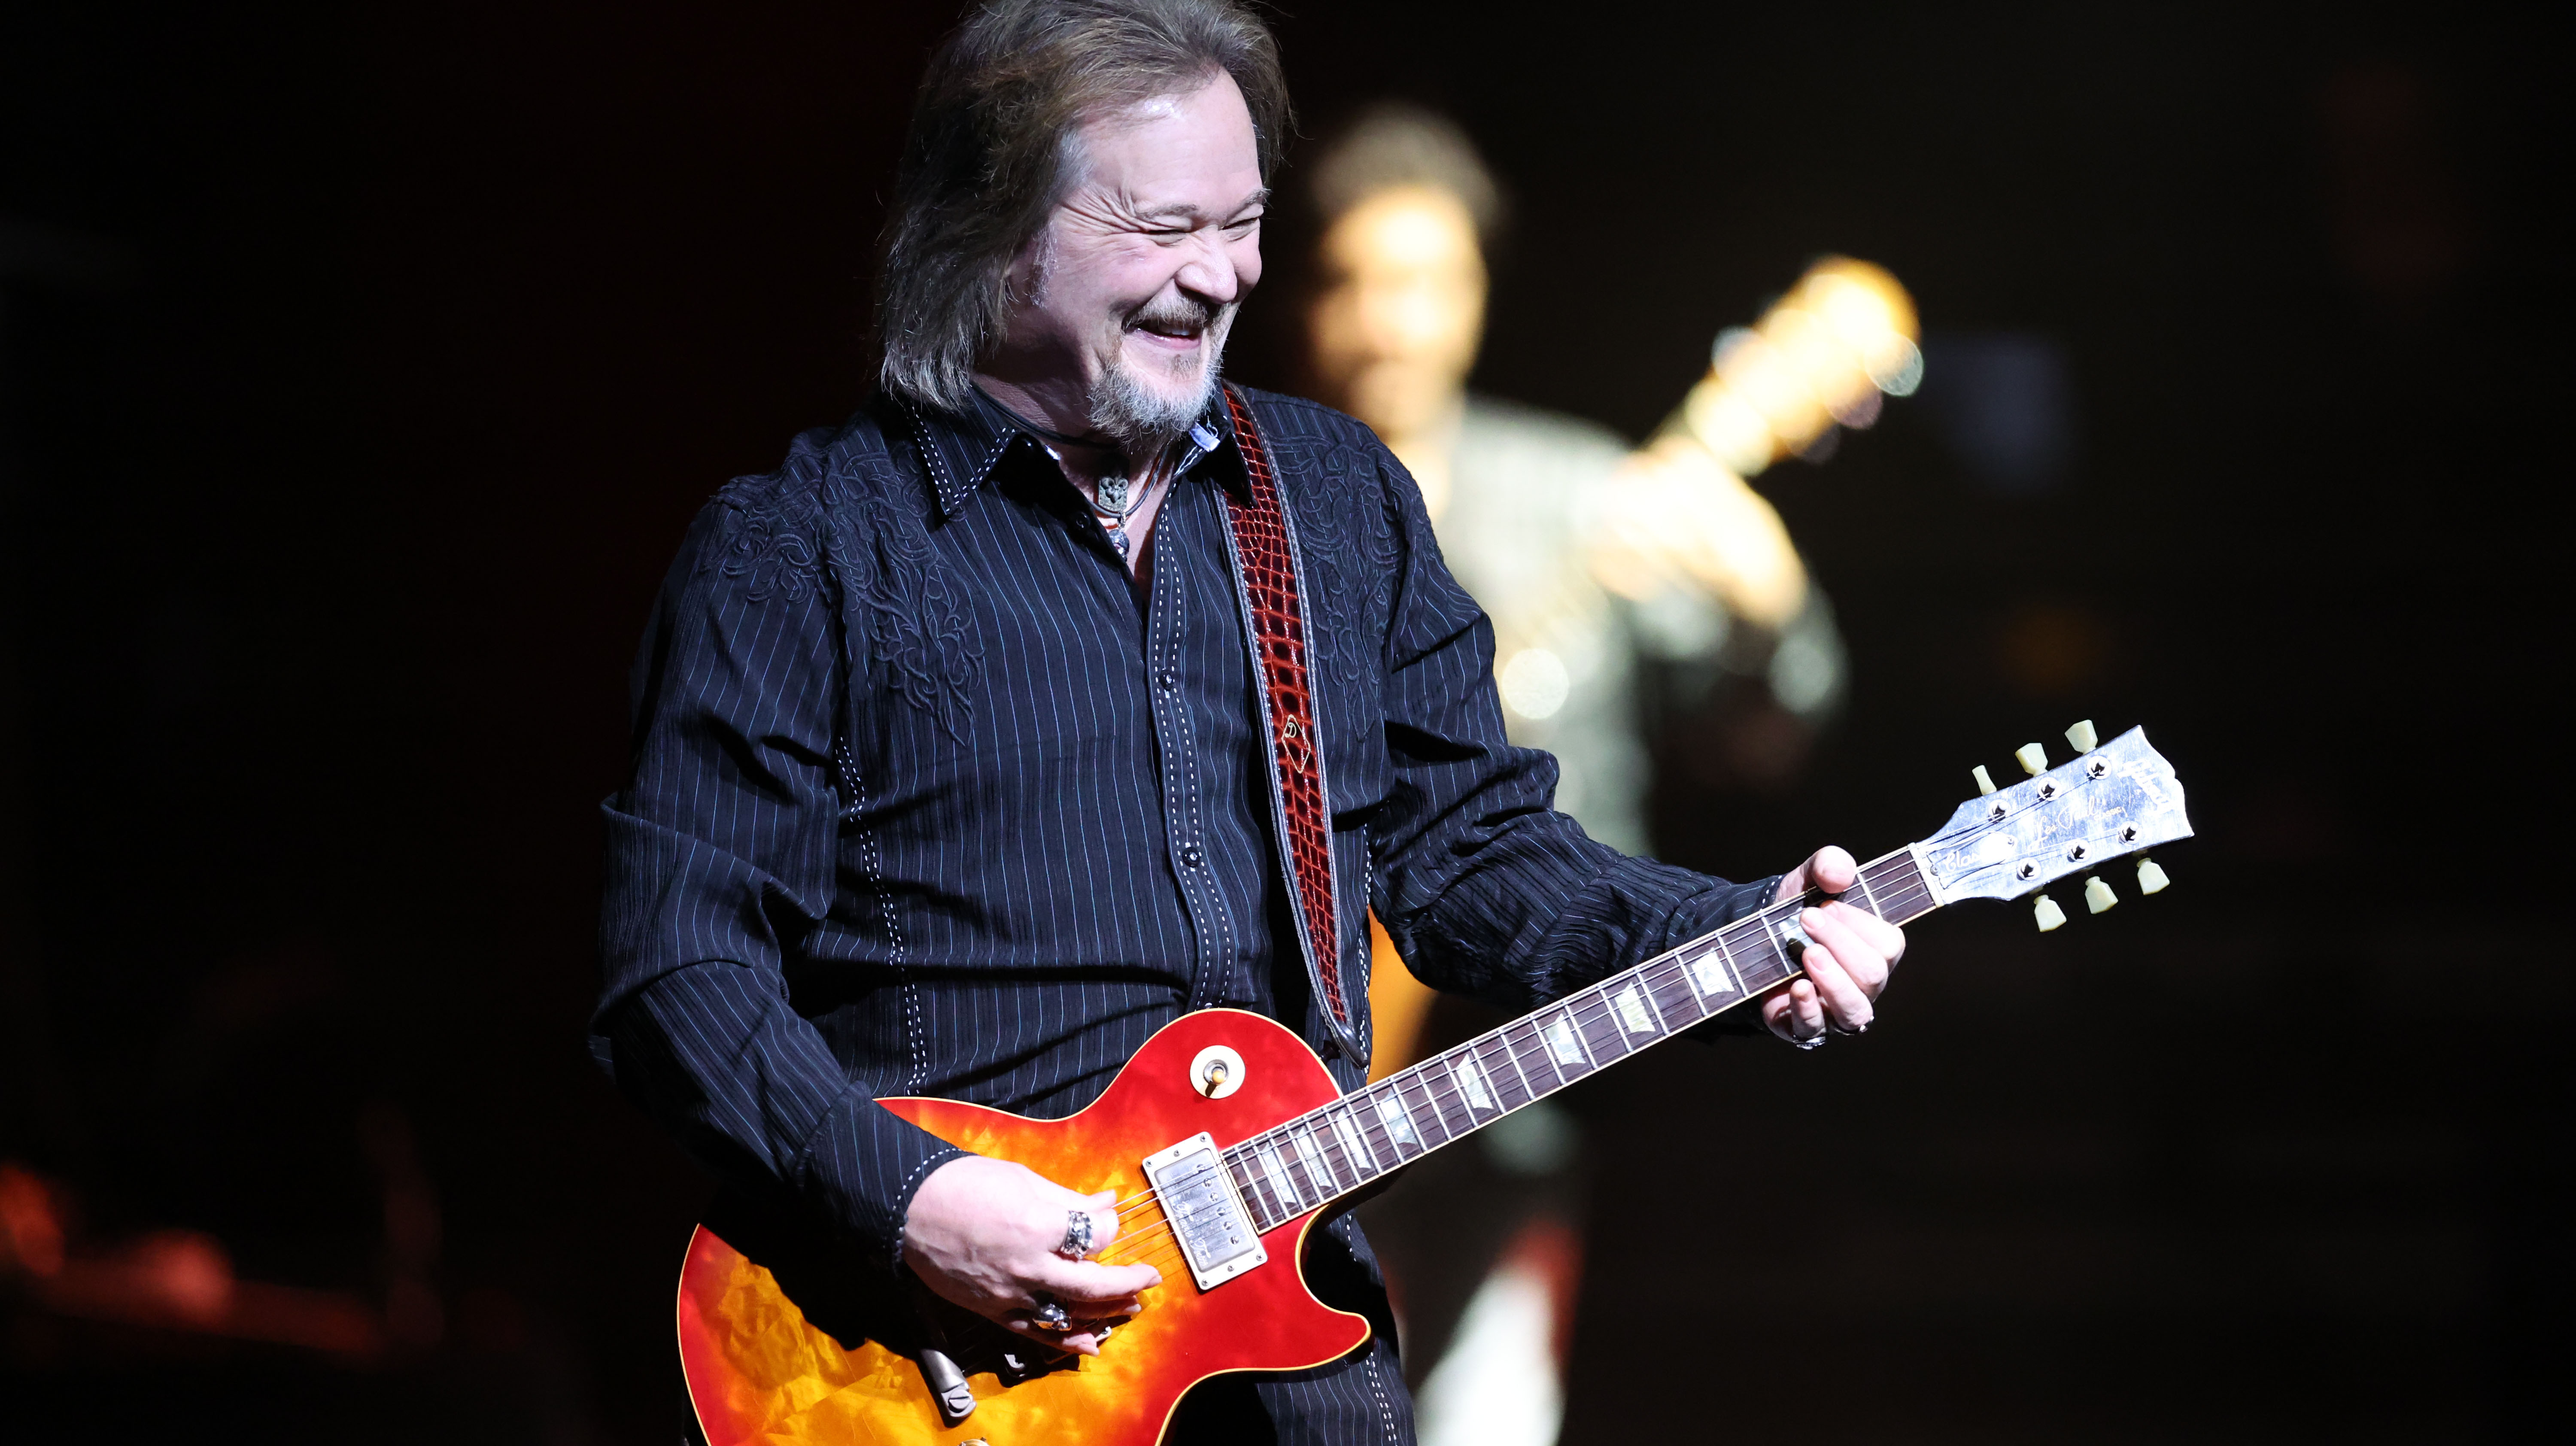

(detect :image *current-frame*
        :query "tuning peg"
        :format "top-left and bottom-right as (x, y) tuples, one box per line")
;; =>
(2033, 894), (2067, 931)
(2016, 742), (2048, 776)
(1972, 765), (1997, 796)
(2084, 875), (2118, 913)
(2065, 719), (2098, 752)
(2136, 856), (2169, 894)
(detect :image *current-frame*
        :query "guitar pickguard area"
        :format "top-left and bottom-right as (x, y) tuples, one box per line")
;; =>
(1142, 1133), (1268, 1291)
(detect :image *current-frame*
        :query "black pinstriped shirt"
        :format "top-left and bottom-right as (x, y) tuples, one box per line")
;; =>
(593, 385), (1772, 1275)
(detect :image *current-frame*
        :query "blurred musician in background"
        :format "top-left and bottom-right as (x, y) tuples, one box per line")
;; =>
(1297, 107), (1849, 1446)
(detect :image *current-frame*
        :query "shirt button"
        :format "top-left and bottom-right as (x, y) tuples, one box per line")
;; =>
(1156, 669), (1177, 693)
(1179, 845), (1205, 869)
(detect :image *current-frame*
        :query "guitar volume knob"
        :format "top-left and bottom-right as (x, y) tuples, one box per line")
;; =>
(1191, 1045), (1246, 1098)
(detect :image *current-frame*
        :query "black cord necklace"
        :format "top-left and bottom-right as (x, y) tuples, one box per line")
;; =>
(982, 391), (1161, 559)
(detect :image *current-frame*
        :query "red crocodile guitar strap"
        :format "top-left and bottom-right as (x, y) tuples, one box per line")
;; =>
(1218, 385), (1353, 1046)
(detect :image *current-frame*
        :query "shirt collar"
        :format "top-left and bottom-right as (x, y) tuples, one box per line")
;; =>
(895, 385), (1232, 522)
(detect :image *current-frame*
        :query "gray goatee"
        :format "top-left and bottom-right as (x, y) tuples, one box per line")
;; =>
(1090, 296), (1236, 453)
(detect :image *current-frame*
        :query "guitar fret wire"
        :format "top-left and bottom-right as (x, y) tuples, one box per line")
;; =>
(1258, 1143), (1299, 1212)
(1217, 848), (1944, 1226)
(1690, 928), (1731, 1000)
(1626, 969), (1672, 1036)
(1236, 953), (1744, 1176)
(1332, 1110), (1374, 1180)
(1368, 1082), (1418, 1151)
(1472, 1038), (1516, 1112)
(1417, 1062), (1459, 1142)
(1230, 987), (1678, 1228)
(1236, 1159), (1277, 1223)
(1495, 1030), (1537, 1104)
(1413, 1069), (1453, 1137)
(1223, 946), (1883, 1231)
(1270, 1136), (1304, 1204)
(1631, 963), (1675, 1025)
(1549, 1006), (1593, 1072)
(1273, 960), (1703, 1168)
(1284, 1132), (1324, 1203)
(1382, 978), (1679, 1145)
(1567, 999), (1606, 1065)
(1315, 1129), (1350, 1195)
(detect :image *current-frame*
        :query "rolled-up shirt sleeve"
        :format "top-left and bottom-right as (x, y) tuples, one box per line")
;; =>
(592, 488), (962, 1274)
(1362, 450), (1779, 1017)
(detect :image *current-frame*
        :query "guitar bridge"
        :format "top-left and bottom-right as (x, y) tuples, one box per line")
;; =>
(1141, 1132), (1267, 1291)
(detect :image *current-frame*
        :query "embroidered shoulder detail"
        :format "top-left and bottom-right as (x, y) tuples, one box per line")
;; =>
(698, 417), (988, 745)
(839, 422), (988, 745)
(702, 449), (838, 604)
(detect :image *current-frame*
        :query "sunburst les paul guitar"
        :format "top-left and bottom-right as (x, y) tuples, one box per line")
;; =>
(676, 722), (2191, 1446)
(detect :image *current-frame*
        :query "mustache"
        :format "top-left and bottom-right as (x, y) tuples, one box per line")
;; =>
(1126, 295), (1229, 337)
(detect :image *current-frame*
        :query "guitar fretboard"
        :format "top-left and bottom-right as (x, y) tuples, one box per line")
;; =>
(1215, 850), (1935, 1233)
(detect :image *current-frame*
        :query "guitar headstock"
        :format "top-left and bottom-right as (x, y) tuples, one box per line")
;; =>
(1914, 722), (2191, 928)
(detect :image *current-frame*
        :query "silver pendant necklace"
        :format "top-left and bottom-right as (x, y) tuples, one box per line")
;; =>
(1088, 465), (1155, 560)
(991, 395), (1156, 559)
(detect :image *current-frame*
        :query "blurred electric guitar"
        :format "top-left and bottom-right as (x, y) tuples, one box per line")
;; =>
(676, 722), (2190, 1446)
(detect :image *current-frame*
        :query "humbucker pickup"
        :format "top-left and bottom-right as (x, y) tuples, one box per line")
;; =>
(1140, 1133), (1267, 1291)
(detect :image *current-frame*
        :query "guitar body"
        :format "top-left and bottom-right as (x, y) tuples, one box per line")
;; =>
(675, 1009), (1371, 1446)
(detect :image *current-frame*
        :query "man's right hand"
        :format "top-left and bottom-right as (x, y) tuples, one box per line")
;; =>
(901, 1154), (1163, 1357)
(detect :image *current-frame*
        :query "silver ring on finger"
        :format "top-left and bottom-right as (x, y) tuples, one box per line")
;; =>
(1057, 1209), (1095, 1260)
(1031, 1294), (1073, 1332)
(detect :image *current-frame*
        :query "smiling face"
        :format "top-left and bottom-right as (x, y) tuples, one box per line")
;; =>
(985, 70), (1267, 450)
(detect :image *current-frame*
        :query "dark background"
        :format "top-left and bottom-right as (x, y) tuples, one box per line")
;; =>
(2, 1), (2564, 1440)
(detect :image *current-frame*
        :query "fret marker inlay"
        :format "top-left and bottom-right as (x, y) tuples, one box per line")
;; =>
(1614, 984), (1655, 1036)
(1296, 1128), (1331, 1187)
(1332, 1110), (1372, 1171)
(1456, 1057), (1495, 1111)
(1689, 951), (1735, 999)
(1258, 1146), (1297, 1211)
(1545, 1016), (1586, 1066)
(1375, 1093), (1418, 1146)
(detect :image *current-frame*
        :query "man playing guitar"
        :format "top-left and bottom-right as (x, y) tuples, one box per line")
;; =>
(594, 2), (1903, 1440)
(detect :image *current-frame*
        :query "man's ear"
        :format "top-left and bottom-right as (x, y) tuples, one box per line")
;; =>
(1001, 225), (1054, 310)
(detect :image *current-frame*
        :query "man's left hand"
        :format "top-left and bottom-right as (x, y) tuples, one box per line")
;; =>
(1759, 846), (1905, 1046)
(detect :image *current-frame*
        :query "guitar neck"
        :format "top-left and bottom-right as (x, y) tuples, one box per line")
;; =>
(1218, 849), (1941, 1233)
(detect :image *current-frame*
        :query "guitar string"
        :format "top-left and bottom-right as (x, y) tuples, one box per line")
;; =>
(1167, 868), (1937, 1248)
(1094, 876), (1940, 1264)
(1212, 875), (1926, 1174)
(1122, 876), (1936, 1255)
(1100, 979), (1882, 1275)
(1109, 877), (1953, 1278)
(1095, 871), (1938, 1262)
(1212, 875), (1929, 1192)
(1091, 867), (1931, 1228)
(1095, 949), (1792, 1264)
